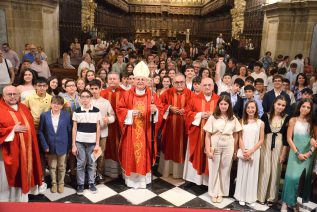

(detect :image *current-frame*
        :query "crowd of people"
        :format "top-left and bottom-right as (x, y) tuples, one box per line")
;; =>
(0, 37), (317, 212)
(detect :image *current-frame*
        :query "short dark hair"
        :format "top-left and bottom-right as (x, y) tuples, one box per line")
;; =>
(65, 79), (76, 88)
(245, 76), (255, 84)
(223, 72), (232, 78)
(35, 77), (48, 85)
(2, 43), (9, 47)
(192, 76), (202, 84)
(255, 78), (264, 85)
(80, 89), (92, 97)
(244, 85), (255, 92)
(290, 63), (297, 68)
(185, 65), (194, 71)
(89, 79), (101, 88)
(51, 95), (64, 105)
(254, 61), (263, 68)
(301, 88), (313, 95)
(282, 78), (290, 84)
(234, 78), (244, 88)
(272, 74), (283, 82)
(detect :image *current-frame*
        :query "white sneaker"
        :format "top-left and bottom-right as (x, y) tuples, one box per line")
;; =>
(239, 201), (246, 206)
(39, 182), (47, 193)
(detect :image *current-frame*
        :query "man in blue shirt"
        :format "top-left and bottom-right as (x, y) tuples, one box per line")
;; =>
(22, 44), (43, 63)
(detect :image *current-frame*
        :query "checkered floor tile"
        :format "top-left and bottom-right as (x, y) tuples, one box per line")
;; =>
(28, 175), (317, 212)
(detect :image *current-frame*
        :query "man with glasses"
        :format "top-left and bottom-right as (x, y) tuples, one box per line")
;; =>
(262, 74), (291, 114)
(0, 85), (43, 201)
(116, 61), (164, 188)
(158, 73), (192, 179)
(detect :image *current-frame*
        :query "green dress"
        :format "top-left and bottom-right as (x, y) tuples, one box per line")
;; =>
(281, 121), (315, 206)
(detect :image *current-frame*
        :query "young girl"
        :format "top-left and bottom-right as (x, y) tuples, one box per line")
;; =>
(85, 70), (96, 84)
(293, 73), (309, 101)
(17, 69), (36, 102)
(258, 96), (289, 205)
(157, 76), (172, 97)
(234, 100), (264, 206)
(76, 78), (86, 93)
(47, 76), (60, 96)
(204, 95), (242, 203)
(281, 99), (316, 211)
(38, 96), (71, 193)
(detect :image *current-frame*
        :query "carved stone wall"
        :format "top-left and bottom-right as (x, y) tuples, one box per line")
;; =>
(231, 0), (246, 38)
(261, 1), (317, 60)
(0, 0), (59, 63)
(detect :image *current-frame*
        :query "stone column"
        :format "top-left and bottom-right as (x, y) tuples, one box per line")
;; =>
(261, 0), (317, 61)
(0, 0), (59, 64)
(186, 28), (190, 43)
(230, 0), (246, 38)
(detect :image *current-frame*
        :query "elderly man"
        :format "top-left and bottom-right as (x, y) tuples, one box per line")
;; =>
(100, 72), (126, 178)
(183, 78), (219, 185)
(0, 49), (15, 95)
(0, 85), (43, 202)
(30, 53), (51, 79)
(116, 61), (163, 188)
(158, 73), (192, 178)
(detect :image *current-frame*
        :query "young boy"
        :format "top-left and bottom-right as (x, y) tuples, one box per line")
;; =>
(285, 63), (298, 90)
(192, 76), (202, 95)
(120, 72), (132, 90)
(282, 78), (296, 104)
(215, 59), (232, 95)
(243, 85), (264, 117)
(61, 79), (80, 112)
(89, 79), (115, 183)
(240, 76), (254, 98)
(24, 77), (52, 192)
(251, 61), (268, 88)
(221, 78), (244, 119)
(254, 78), (265, 102)
(38, 96), (71, 193)
(72, 90), (101, 195)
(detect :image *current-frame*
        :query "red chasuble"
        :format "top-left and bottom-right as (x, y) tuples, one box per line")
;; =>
(160, 87), (192, 164)
(100, 87), (125, 162)
(185, 92), (219, 175)
(116, 87), (163, 176)
(0, 99), (43, 193)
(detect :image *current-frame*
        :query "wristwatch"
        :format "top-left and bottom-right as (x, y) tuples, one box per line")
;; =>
(295, 151), (300, 157)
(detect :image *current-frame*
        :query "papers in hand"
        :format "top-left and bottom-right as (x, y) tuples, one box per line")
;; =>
(91, 146), (102, 162)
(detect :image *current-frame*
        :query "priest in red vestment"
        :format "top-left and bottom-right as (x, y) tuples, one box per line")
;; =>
(183, 78), (219, 185)
(0, 85), (42, 202)
(158, 74), (192, 178)
(100, 72), (125, 178)
(116, 61), (163, 188)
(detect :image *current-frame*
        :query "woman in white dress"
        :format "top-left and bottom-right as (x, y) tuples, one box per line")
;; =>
(17, 69), (36, 103)
(204, 95), (242, 203)
(234, 100), (264, 207)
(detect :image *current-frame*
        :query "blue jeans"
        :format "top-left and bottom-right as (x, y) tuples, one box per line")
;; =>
(76, 142), (96, 185)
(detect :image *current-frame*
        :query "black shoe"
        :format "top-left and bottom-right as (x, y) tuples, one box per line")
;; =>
(95, 173), (105, 184)
(89, 183), (98, 194)
(77, 185), (84, 195)
(152, 169), (162, 177)
(183, 181), (194, 189)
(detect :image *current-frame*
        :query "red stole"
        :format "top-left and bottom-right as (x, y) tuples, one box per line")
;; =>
(160, 87), (192, 163)
(116, 87), (163, 176)
(185, 93), (219, 175)
(0, 100), (42, 193)
(100, 87), (125, 162)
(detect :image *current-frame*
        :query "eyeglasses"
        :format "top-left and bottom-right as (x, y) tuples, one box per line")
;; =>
(66, 84), (76, 87)
(5, 93), (19, 97)
(174, 81), (185, 85)
(80, 95), (91, 99)
(36, 84), (48, 88)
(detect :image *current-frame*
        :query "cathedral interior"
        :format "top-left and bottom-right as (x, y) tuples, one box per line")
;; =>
(0, 0), (316, 66)
(0, 0), (317, 211)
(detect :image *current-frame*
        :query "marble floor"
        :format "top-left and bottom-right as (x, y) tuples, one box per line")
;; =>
(28, 174), (317, 212)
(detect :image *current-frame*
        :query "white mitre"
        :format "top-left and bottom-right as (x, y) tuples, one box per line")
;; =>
(133, 61), (150, 78)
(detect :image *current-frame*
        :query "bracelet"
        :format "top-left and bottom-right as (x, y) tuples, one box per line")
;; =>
(295, 151), (300, 157)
